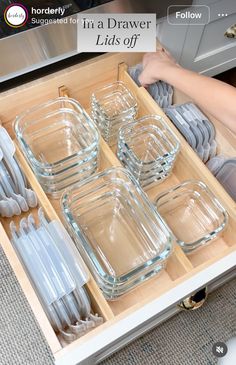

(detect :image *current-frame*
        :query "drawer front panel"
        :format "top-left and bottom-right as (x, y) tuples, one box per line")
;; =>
(55, 251), (236, 365)
(96, 266), (236, 365)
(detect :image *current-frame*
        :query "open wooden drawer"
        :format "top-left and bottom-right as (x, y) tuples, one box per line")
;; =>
(0, 52), (236, 365)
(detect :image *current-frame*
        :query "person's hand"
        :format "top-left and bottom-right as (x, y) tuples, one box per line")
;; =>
(138, 48), (179, 87)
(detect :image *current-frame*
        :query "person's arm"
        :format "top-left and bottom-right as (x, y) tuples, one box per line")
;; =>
(139, 50), (236, 134)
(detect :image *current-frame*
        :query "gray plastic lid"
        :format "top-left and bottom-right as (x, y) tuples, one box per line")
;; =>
(203, 143), (211, 163)
(206, 155), (226, 175)
(165, 108), (197, 148)
(215, 159), (236, 201)
(209, 140), (218, 160)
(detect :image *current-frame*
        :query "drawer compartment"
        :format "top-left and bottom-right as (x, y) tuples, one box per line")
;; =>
(0, 140), (116, 350)
(0, 52), (235, 365)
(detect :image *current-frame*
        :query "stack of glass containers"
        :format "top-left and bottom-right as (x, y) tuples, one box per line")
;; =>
(14, 97), (100, 198)
(117, 115), (180, 190)
(62, 167), (174, 300)
(91, 81), (138, 147)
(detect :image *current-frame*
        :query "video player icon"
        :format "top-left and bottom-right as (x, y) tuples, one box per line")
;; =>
(212, 342), (228, 358)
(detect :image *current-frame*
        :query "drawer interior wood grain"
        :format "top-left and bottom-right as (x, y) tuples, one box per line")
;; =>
(0, 52), (235, 361)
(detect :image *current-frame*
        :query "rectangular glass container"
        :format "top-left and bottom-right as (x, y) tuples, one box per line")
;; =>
(62, 167), (174, 299)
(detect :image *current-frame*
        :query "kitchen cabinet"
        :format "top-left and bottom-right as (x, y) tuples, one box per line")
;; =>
(157, 0), (236, 76)
(0, 52), (236, 365)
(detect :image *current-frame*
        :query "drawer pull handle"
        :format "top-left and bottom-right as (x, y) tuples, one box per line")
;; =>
(225, 24), (236, 39)
(178, 287), (208, 310)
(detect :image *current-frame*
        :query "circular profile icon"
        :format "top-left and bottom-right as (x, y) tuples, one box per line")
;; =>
(4, 3), (28, 28)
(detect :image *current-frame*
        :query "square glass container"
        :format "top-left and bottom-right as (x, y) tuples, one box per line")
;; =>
(118, 115), (180, 165)
(14, 97), (100, 197)
(14, 97), (99, 170)
(91, 81), (138, 147)
(117, 115), (180, 189)
(91, 81), (138, 119)
(155, 180), (228, 253)
(62, 167), (174, 299)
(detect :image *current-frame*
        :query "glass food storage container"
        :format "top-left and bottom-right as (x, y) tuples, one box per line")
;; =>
(62, 167), (174, 299)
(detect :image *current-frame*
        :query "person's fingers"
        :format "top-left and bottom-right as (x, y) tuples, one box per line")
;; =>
(138, 70), (148, 87)
(143, 50), (162, 66)
(138, 71), (144, 86)
(142, 53), (148, 66)
(142, 53), (153, 67)
(143, 52), (154, 61)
